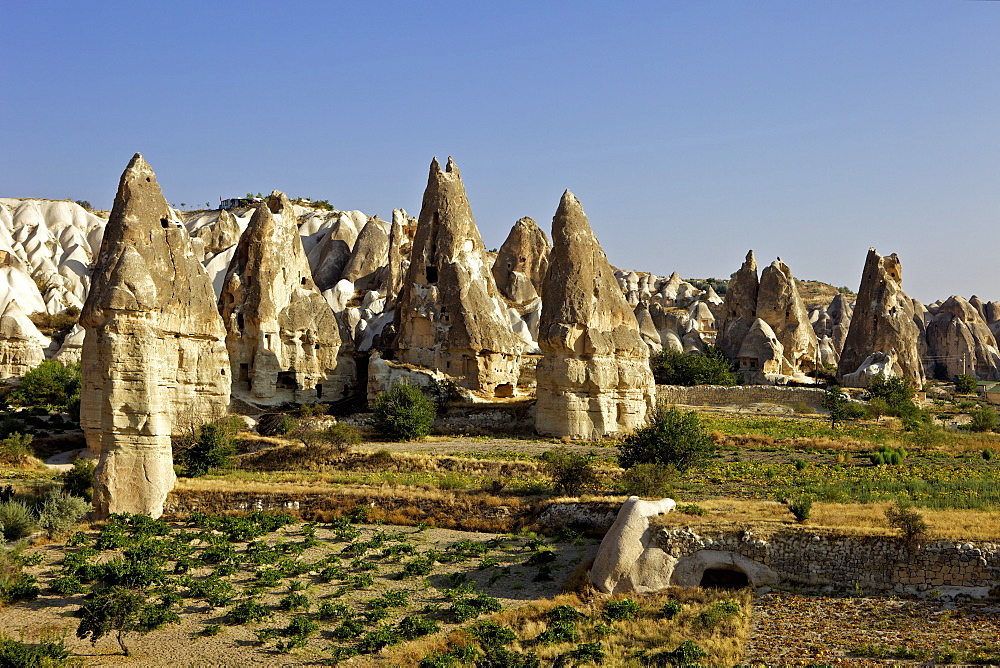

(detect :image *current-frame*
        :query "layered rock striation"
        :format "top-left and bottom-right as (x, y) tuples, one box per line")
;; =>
(80, 154), (231, 518)
(535, 191), (655, 438)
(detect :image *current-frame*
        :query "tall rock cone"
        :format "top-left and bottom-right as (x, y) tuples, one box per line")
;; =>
(392, 157), (521, 396)
(756, 258), (819, 377)
(492, 217), (551, 306)
(219, 191), (355, 403)
(80, 153), (231, 519)
(925, 296), (1000, 380)
(535, 191), (654, 438)
(837, 248), (926, 387)
(716, 251), (759, 360)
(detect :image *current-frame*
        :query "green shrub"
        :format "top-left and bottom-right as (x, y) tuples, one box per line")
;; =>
(278, 592), (310, 612)
(357, 626), (401, 653)
(0, 633), (70, 666)
(0, 500), (35, 541)
(397, 616), (440, 640)
(60, 458), (95, 502)
(650, 346), (737, 386)
(662, 640), (708, 665)
(75, 585), (147, 656)
(227, 600), (272, 625)
(660, 600), (682, 619)
(786, 496), (812, 523)
(885, 502), (928, 541)
(676, 503), (708, 516)
(178, 419), (240, 477)
(298, 422), (361, 455)
(618, 462), (675, 497)
(603, 598), (642, 621)
(10, 361), (80, 409)
(969, 405), (998, 433)
(619, 403), (714, 472)
(371, 384), (436, 441)
(478, 647), (539, 668)
(37, 492), (91, 538)
(983, 449), (994, 461)
(468, 620), (518, 647)
(540, 448), (596, 496)
(536, 620), (578, 644)
(954, 374), (978, 394)
(0, 433), (35, 467)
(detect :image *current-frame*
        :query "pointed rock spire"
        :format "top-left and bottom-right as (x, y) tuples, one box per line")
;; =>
(80, 153), (231, 518)
(716, 250), (759, 360)
(535, 190), (654, 438)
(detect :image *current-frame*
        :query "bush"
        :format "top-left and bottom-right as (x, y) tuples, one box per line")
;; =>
(954, 374), (978, 394)
(38, 492), (90, 538)
(371, 384), (436, 441)
(867, 376), (918, 420)
(603, 598), (642, 621)
(540, 448), (596, 496)
(0, 433), (35, 467)
(0, 500), (35, 541)
(618, 462), (675, 497)
(75, 585), (147, 655)
(298, 422), (361, 455)
(660, 600), (682, 619)
(619, 403), (714, 472)
(178, 419), (240, 477)
(885, 502), (928, 541)
(786, 496), (812, 522)
(10, 361), (80, 409)
(0, 633), (70, 666)
(969, 405), (998, 433)
(227, 600), (273, 625)
(61, 458), (95, 502)
(650, 346), (738, 386)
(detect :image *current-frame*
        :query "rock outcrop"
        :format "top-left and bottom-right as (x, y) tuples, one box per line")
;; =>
(492, 217), (550, 307)
(735, 319), (784, 384)
(392, 158), (521, 397)
(591, 496), (677, 594)
(755, 258), (818, 376)
(0, 300), (49, 379)
(837, 249), (926, 387)
(925, 296), (1000, 380)
(80, 154), (231, 518)
(715, 251), (759, 360)
(191, 208), (241, 257)
(219, 192), (355, 404)
(535, 191), (655, 438)
(341, 217), (389, 292)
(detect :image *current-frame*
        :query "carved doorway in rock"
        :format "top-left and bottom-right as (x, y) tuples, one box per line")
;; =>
(699, 567), (750, 589)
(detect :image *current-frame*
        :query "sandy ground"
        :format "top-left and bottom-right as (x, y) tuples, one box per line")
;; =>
(0, 522), (600, 666)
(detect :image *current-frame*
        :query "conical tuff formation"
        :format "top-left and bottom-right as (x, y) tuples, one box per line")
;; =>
(219, 191), (355, 403)
(535, 191), (654, 439)
(80, 154), (231, 518)
(392, 157), (522, 397)
(837, 248), (926, 387)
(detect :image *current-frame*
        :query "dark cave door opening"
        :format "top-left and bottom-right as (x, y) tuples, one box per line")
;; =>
(699, 568), (750, 589)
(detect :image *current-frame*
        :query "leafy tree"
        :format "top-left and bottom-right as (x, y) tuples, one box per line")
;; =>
(885, 501), (928, 542)
(969, 405), (998, 433)
(867, 376), (915, 413)
(298, 422), (361, 455)
(618, 403), (714, 472)
(371, 384), (436, 441)
(76, 585), (147, 655)
(540, 448), (597, 496)
(821, 386), (851, 428)
(177, 418), (241, 476)
(74, 200), (92, 210)
(10, 361), (80, 408)
(61, 458), (95, 502)
(954, 374), (978, 394)
(650, 346), (738, 386)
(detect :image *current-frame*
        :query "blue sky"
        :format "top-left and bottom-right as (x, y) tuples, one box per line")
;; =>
(3, 1), (998, 303)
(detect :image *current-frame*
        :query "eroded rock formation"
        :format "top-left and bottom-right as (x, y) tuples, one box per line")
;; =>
(925, 296), (1000, 380)
(716, 251), (759, 360)
(392, 158), (521, 397)
(219, 191), (355, 404)
(80, 154), (230, 518)
(755, 259), (818, 376)
(535, 191), (655, 438)
(837, 249), (926, 387)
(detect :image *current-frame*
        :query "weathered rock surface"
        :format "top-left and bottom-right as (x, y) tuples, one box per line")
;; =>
(80, 154), (231, 518)
(925, 296), (1000, 380)
(736, 318), (784, 384)
(756, 258), (818, 377)
(535, 191), (655, 438)
(191, 208), (241, 256)
(392, 158), (521, 397)
(716, 251), (759, 360)
(837, 249), (926, 388)
(492, 217), (550, 307)
(591, 496), (677, 594)
(0, 300), (49, 379)
(219, 191), (356, 404)
(341, 217), (389, 292)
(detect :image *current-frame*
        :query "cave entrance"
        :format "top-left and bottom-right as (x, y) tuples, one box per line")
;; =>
(699, 568), (750, 589)
(276, 372), (299, 390)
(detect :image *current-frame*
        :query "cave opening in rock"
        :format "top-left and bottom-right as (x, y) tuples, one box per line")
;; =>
(699, 568), (750, 589)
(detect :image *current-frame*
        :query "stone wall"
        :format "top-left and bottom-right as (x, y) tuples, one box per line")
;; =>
(657, 526), (1000, 598)
(657, 384), (827, 410)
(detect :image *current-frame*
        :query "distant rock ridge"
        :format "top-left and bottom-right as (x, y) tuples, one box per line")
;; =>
(80, 153), (231, 519)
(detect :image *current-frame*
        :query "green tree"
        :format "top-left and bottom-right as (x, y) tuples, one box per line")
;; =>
(371, 384), (436, 441)
(177, 419), (241, 477)
(954, 374), (978, 394)
(61, 458), (95, 502)
(76, 586), (146, 655)
(618, 403), (714, 472)
(650, 346), (738, 386)
(821, 386), (851, 428)
(969, 405), (998, 433)
(10, 361), (80, 408)
(540, 448), (597, 496)
(867, 376), (915, 413)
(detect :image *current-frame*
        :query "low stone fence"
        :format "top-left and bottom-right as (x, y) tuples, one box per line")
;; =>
(656, 385), (827, 410)
(657, 525), (1000, 598)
